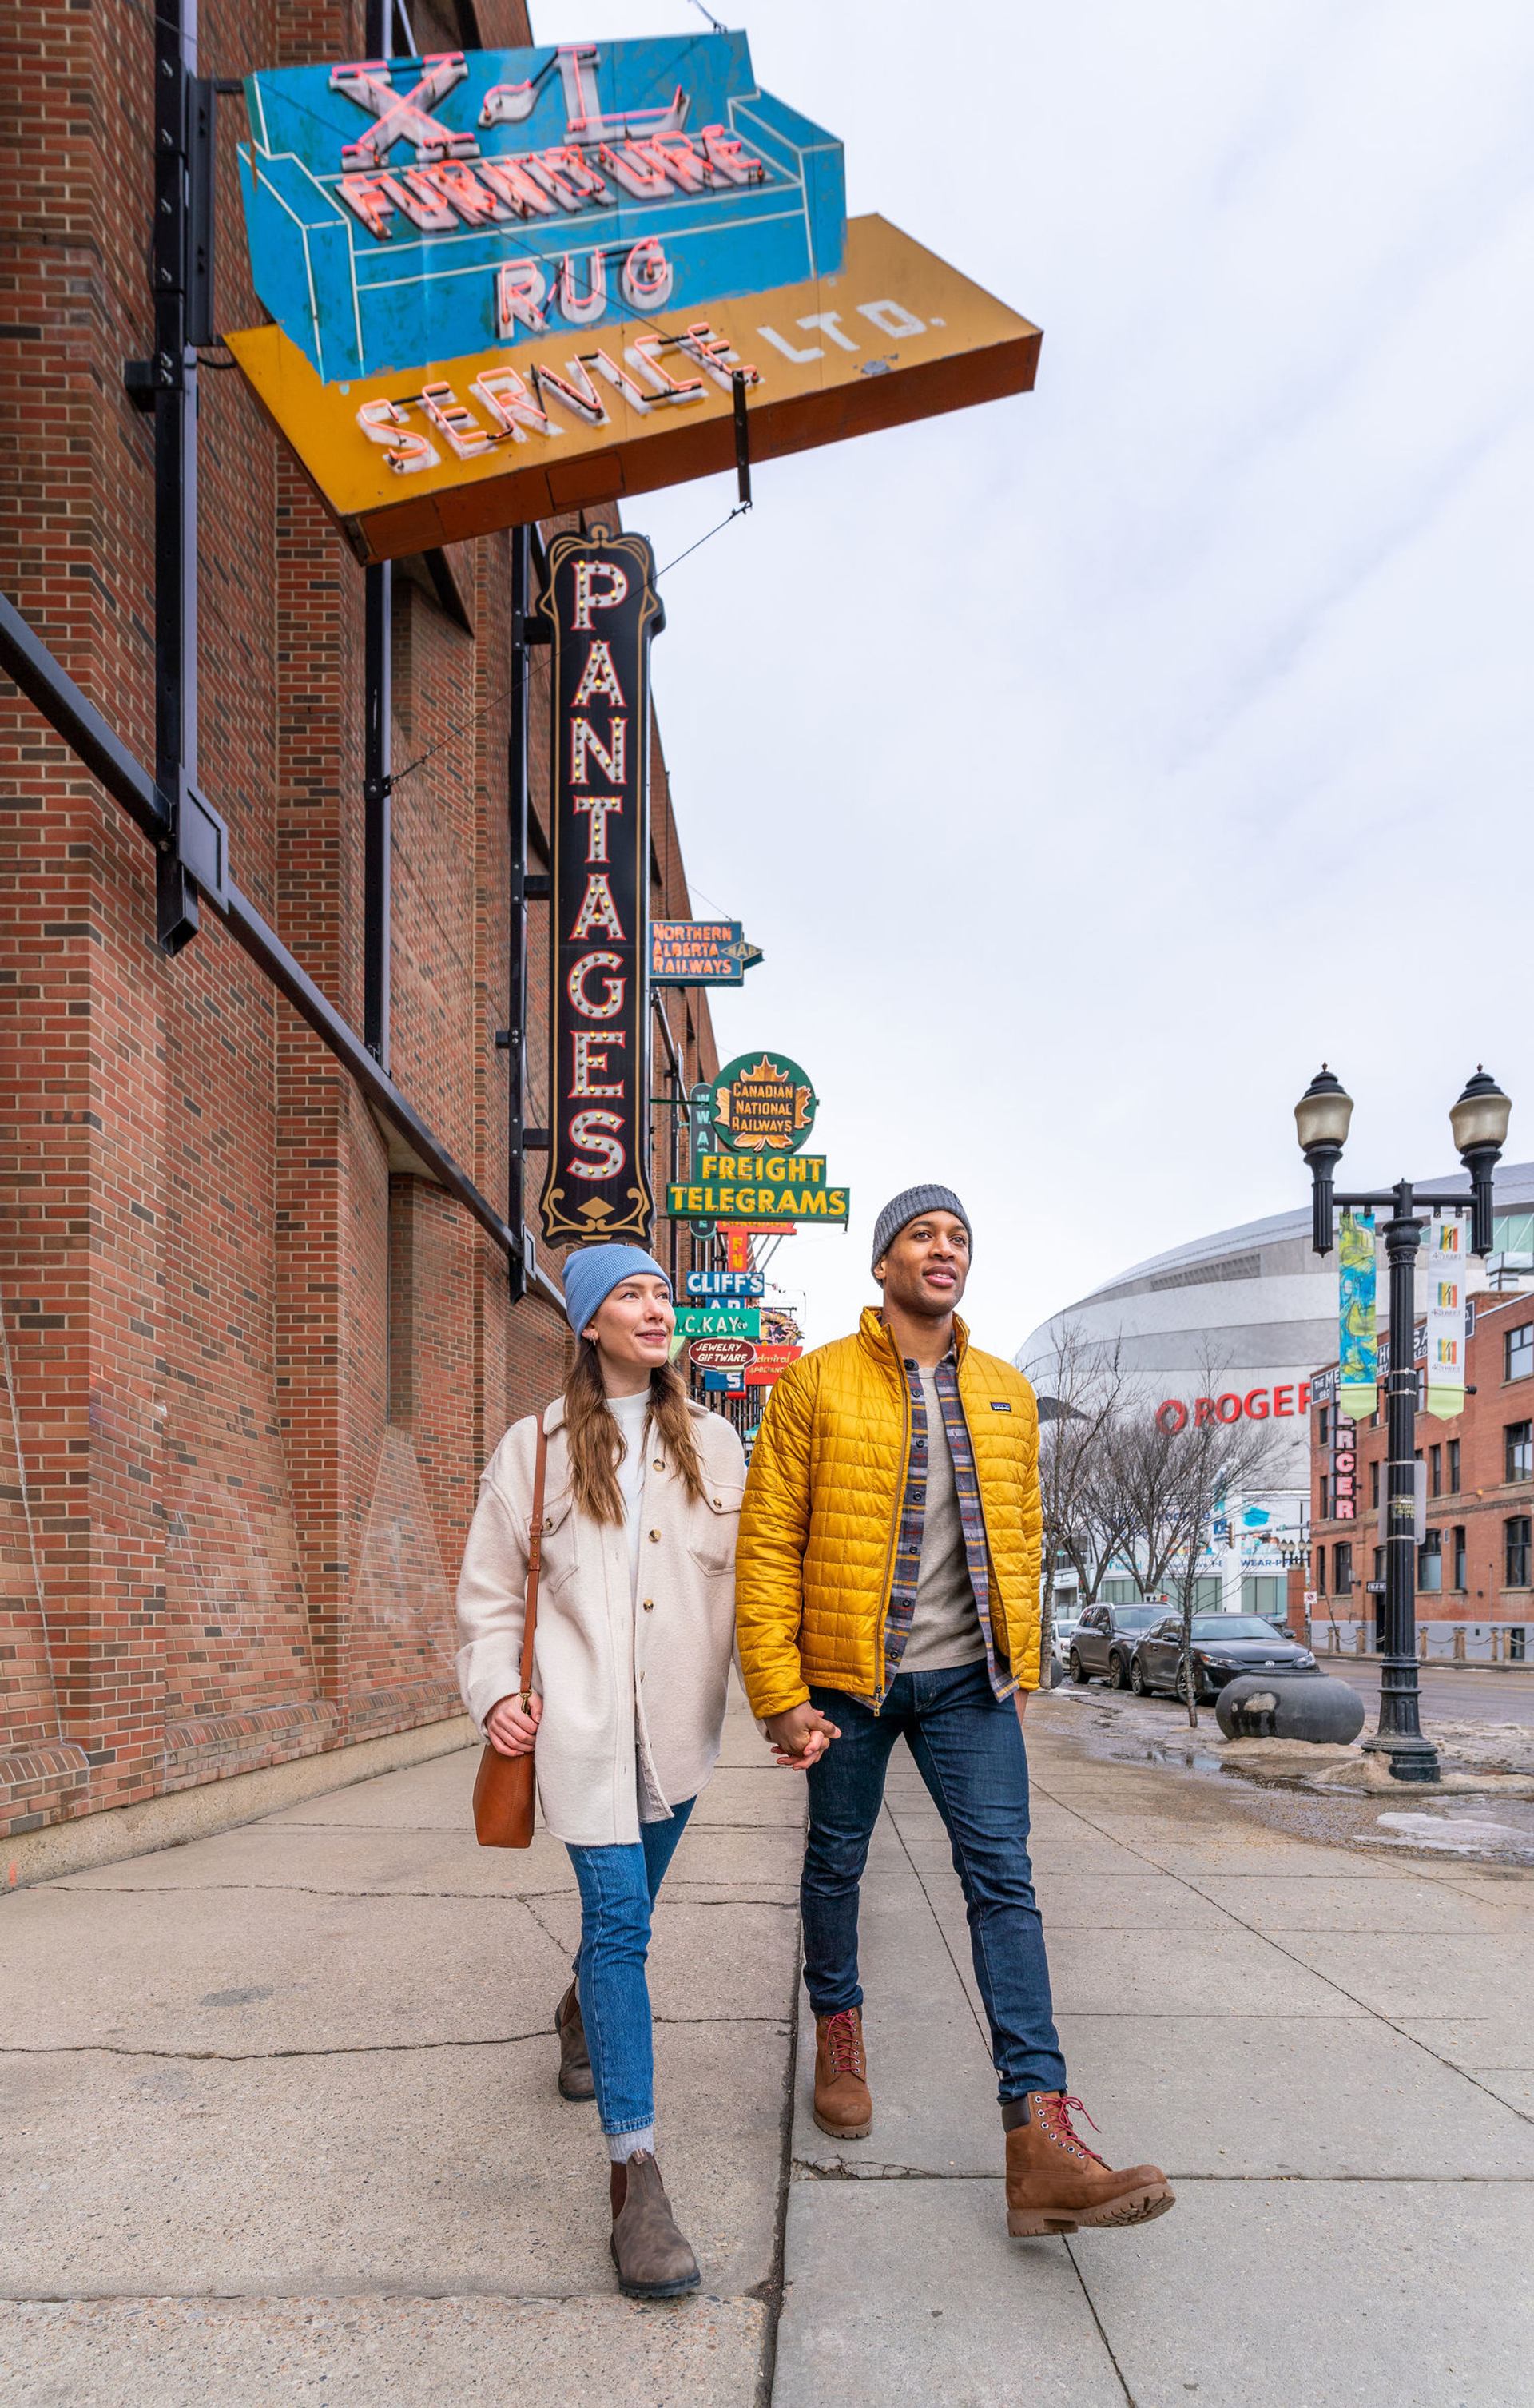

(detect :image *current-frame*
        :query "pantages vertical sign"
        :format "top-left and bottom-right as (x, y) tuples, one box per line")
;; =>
(539, 524), (663, 1246)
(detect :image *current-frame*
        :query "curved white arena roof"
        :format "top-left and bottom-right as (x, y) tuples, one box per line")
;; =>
(1017, 1164), (1534, 1487)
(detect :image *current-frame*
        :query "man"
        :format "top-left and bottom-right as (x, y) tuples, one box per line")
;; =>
(736, 1186), (1174, 2237)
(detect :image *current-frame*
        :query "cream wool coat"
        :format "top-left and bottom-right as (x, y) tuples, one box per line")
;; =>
(455, 1393), (746, 1847)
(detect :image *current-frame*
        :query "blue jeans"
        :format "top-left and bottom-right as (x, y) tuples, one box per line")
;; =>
(804, 1663), (1067, 2101)
(566, 1798), (695, 2138)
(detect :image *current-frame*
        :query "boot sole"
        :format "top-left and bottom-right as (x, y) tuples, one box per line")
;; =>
(610, 2238), (701, 2300)
(1008, 2182), (1176, 2239)
(812, 2108), (872, 2141)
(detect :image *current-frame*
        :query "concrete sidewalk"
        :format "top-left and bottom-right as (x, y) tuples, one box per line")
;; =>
(0, 1686), (801, 2406)
(6, 1691), (1534, 2406)
(773, 1694), (1534, 2408)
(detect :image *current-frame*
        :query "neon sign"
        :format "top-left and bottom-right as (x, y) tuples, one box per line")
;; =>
(538, 524), (662, 1246)
(238, 34), (844, 385)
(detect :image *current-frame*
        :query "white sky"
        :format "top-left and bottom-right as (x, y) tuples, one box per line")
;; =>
(531, 0), (1534, 1357)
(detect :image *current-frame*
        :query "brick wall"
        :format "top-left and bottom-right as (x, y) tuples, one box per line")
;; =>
(0, 1), (720, 1842)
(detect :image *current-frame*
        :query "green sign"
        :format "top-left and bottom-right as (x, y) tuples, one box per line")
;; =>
(674, 1304), (762, 1340)
(711, 1051), (818, 1155)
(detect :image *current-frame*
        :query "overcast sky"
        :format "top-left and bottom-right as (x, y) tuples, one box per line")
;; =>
(532, 0), (1534, 1358)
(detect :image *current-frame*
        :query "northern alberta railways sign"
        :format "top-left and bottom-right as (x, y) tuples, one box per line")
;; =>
(226, 34), (1040, 561)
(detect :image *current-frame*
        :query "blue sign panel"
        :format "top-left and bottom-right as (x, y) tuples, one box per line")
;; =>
(702, 1369), (746, 1393)
(686, 1270), (765, 1299)
(239, 34), (845, 384)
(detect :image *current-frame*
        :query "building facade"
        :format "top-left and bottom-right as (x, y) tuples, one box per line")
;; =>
(1309, 1291), (1534, 1660)
(0, 1), (722, 1850)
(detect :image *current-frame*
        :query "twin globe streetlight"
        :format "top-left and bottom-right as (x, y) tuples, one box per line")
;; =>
(1294, 1066), (1512, 1782)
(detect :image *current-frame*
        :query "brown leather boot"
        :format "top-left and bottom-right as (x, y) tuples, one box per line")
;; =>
(554, 1981), (594, 2102)
(1004, 2092), (1174, 2236)
(608, 2152), (700, 2299)
(813, 2007), (872, 2140)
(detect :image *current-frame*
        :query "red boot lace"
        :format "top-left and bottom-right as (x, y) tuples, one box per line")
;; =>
(824, 2011), (864, 2078)
(1035, 2092), (1106, 2166)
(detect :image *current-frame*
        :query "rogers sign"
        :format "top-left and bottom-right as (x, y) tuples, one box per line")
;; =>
(1155, 1382), (1311, 1436)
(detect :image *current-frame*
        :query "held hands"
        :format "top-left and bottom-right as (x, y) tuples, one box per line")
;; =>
(765, 1702), (841, 1773)
(485, 1691), (542, 1758)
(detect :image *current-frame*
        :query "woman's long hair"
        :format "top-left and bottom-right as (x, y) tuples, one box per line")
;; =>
(564, 1340), (707, 1525)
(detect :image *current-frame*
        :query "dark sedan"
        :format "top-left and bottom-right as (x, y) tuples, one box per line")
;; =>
(1129, 1614), (1317, 1704)
(1068, 1602), (1165, 1689)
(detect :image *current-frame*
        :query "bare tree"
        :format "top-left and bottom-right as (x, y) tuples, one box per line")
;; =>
(1027, 1324), (1133, 1663)
(1110, 1373), (1287, 1727)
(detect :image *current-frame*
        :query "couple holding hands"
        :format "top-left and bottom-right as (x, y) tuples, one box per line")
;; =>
(456, 1186), (1173, 2299)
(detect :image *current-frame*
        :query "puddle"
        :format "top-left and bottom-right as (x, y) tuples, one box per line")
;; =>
(1367, 1799), (1534, 1865)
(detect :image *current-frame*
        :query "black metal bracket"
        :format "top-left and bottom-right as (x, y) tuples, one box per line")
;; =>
(733, 368), (753, 508)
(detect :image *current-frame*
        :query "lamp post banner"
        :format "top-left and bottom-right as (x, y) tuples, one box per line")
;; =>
(1425, 1211), (1468, 1421)
(538, 523), (662, 1245)
(1337, 1209), (1378, 1425)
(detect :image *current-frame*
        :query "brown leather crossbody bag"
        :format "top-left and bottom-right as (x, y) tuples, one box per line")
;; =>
(471, 1418), (548, 1849)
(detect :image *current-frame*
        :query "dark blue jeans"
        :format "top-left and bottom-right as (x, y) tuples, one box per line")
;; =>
(804, 1663), (1067, 2101)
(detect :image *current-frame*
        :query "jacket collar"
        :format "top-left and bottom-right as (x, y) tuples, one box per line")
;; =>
(856, 1304), (970, 1371)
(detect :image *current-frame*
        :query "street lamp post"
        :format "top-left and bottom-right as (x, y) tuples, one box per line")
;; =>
(1294, 1066), (1513, 1784)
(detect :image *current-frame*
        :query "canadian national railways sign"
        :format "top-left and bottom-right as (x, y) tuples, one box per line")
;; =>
(225, 34), (1040, 562)
(538, 526), (662, 1247)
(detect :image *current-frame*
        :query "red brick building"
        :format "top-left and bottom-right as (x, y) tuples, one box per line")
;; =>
(1308, 1290), (1534, 1659)
(1, 2), (721, 1856)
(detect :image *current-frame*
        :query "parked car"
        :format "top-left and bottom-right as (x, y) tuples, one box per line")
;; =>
(1129, 1613), (1317, 1703)
(1050, 1609), (1084, 1667)
(1068, 1601), (1164, 1689)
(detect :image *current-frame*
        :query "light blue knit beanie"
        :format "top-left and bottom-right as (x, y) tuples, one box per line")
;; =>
(563, 1243), (672, 1339)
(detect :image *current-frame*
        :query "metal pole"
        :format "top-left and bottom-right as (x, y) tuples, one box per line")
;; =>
(506, 524), (531, 1297)
(1367, 1179), (1439, 1781)
(363, 560), (391, 1067)
(153, 0), (200, 955)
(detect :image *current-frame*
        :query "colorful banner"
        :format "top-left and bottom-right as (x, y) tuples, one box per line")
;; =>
(1337, 1210), (1378, 1425)
(651, 921), (761, 986)
(674, 1304), (761, 1340)
(1425, 1211), (1468, 1421)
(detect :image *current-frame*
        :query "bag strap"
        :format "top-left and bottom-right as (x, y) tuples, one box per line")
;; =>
(518, 1417), (549, 1714)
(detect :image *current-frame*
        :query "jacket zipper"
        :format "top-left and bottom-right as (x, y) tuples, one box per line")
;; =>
(871, 1334), (911, 1709)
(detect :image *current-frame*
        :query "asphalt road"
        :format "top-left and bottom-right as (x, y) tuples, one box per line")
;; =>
(1330, 1659), (1534, 1727)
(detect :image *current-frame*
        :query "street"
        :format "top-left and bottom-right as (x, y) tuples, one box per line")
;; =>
(6, 1684), (1534, 2406)
(1332, 1662), (1534, 1728)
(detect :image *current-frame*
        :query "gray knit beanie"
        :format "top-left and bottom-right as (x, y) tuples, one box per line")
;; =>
(870, 1185), (972, 1273)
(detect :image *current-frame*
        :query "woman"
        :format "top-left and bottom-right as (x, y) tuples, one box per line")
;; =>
(456, 1243), (745, 2299)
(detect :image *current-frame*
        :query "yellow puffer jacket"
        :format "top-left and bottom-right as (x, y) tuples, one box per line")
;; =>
(736, 1308), (1043, 1719)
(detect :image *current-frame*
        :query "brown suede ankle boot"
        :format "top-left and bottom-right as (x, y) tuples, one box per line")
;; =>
(554, 1981), (594, 2102)
(813, 2007), (872, 2140)
(609, 2152), (700, 2299)
(1004, 2092), (1174, 2235)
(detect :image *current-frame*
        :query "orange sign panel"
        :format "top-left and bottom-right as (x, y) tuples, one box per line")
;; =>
(225, 214), (1040, 564)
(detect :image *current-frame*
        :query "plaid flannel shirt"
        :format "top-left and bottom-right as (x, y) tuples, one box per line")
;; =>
(882, 1349), (1018, 1703)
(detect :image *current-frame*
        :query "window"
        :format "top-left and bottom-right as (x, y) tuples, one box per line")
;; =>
(1370, 1460), (1381, 1508)
(1242, 1575), (1284, 1616)
(1333, 1540), (1353, 1596)
(1453, 1526), (1467, 1591)
(1507, 1323), (1534, 1384)
(1319, 1474), (1332, 1520)
(1430, 1444), (1441, 1497)
(1506, 1421), (1533, 1484)
(1314, 1544), (1327, 1594)
(1512, 1627), (1528, 1661)
(1447, 1439), (1460, 1494)
(1193, 1576), (1222, 1610)
(1318, 1403), (1333, 1447)
(1417, 1528), (1443, 1593)
(1373, 1546), (1385, 1585)
(1507, 1516), (1532, 1589)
